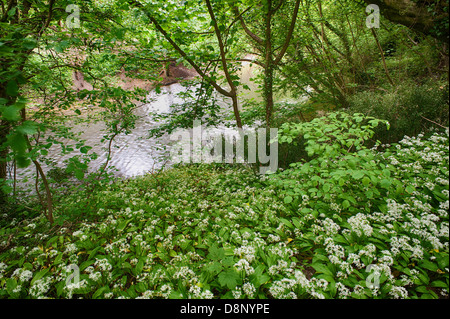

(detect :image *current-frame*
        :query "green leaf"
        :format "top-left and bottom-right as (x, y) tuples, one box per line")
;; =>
(118, 219), (131, 232)
(2, 104), (22, 121)
(74, 169), (85, 180)
(352, 170), (365, 180)
(362, 176), (371, 187)
(208, 245), (225, 261)
(311, 262), (334, 277)
(221, 256), (235, 267)
(419, 260), (439, 272)
(79, 146), (91, 154)
(430, 280), (448, 288)
(92, 286), (109, 299)
(405, 185), (415, 194)
(53, 252), (64, 265)
(218, 269), (241, 290)
(17, 121), (38, 135)
(280, 218), (294, 230)
(284, 196), (293, 204)
(6, 80), (19, 96)
(342, 200), (350, 209)
(380, 179), (392, 189)
(6, 278), (17, 294)
(205, 261), (223, 275)
(134, 260), (144, 275)
(30, 268), (50, 286)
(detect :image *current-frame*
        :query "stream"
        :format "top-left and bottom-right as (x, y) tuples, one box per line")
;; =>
(12, 58), (303, 183)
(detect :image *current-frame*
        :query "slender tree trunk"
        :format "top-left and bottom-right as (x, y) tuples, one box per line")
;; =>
(371, 28), (395, 86)
(264, 0), (274, 128)
(264, 63), (275, 128)
(0, 85), (11, 206)
(205, 0), (242, 129)
(21, 108), (54, 224)
(231, 94), (242, 128)
(32, 159), (54, 224)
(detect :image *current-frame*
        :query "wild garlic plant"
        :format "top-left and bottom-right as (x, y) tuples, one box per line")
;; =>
(0, 112), (448, 299)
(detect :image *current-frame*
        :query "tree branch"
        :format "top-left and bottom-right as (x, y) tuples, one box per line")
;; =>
(274, 0), (301, 65)
(232, 6), (264, 45)
(205, 0), (236, 94)
(128, 0), (233, 98)
(38, 0), (55, 36)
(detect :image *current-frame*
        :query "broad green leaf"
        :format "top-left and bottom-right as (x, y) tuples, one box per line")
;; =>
(280, 218), (294, 230)
(311, 262), (334, 277)
(218, 269), (241, 290)
(6, 80), (18, 96)
(30, 268), (50, 286)
(380, 179), (392, 189)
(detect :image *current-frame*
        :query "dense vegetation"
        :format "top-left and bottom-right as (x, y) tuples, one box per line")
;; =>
(0, 0), (449, 299)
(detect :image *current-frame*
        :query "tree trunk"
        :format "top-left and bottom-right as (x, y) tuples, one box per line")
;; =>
(0, 85), (10, 206)
(362, 0), (449, 42)
(264, 64), (275, 128)
(264, 0), (274, 128)
(231, 94), (243, 129)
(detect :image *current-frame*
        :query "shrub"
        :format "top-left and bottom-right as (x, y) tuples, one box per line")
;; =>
(346, 81), (449, 144)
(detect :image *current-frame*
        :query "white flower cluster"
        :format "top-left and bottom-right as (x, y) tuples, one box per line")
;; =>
(234, 245), (256, 263)
(269, 270), (328, 299)
(29, 276), (52, 298)
(242, 282), (256, 298)
(348, 213), (373, 237)
(188, 284), (214, 299)
(173, 266), (197, 282)
(0, 262), (6, 280)
(322, 218), (341, 236)
(234, 259), (255, 275)
(94, 258), (112, 272)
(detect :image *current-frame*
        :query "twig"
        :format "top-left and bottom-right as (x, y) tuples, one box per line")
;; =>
(420, 115), (448, 129)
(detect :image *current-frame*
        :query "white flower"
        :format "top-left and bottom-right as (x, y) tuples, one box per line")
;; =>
(242, 282), (256, 297)
(19, 270), (33, 282)
(267, 234), (281, 243)
(65, 279), (88, 298)
(268, 260), (289, 276)
(94, 258), (112, 272)
(389, 286), (408, 299)
(234, 245), (256, 263)
(348, 213), (373, 237)
(89, 272), (102, 282)
(234, 259), (255, 275)
(322, 218), (341, 236)
(65, 243), (77, 254)
(232, 287), (242, 299)
(72, 230), (83, 237)
(335, 282), (351, 299)
(30, 277), (52, 298)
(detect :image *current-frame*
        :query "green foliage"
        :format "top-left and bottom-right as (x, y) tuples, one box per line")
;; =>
(0, 113), (448, 299)
(347, 80), (449, 143)
(270, 112), (449, 299)
(0, 0), (449, 300)
(149, 80), (224, 138)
